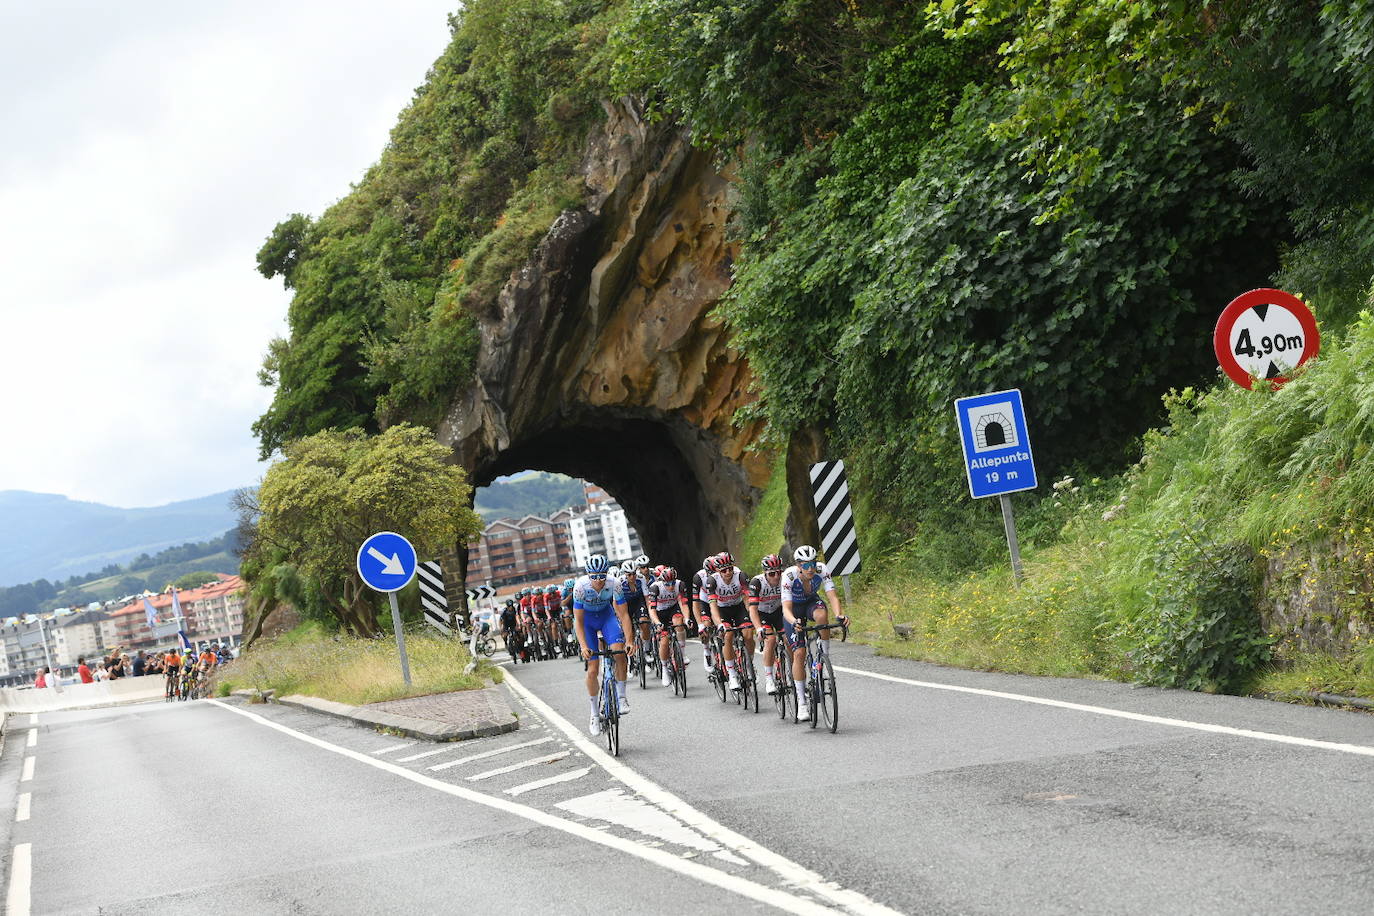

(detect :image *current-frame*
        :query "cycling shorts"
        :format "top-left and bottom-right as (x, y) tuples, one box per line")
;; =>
(653, 604), (684, 628)
(783, 596), (825, 648)
(581, 606), (625, 650)
(625, 592), (649, 620)
(756, 608), (785, 634)
(716, 603), (748, 628)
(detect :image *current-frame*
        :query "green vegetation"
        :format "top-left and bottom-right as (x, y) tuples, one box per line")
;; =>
(474, 472), (586, 523)
(250, 2), (1374, 700)
(213, 621), (499, 705)
(238, 425), (482, 636)
(738, 456), (789, 569)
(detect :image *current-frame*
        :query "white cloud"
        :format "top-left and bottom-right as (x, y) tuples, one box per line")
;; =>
(0, 1), (459, 507)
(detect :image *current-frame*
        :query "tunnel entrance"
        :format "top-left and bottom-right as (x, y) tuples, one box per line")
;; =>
(472, 411), (744, 577)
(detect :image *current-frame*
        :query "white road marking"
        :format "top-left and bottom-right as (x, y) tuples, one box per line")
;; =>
(833, 665), (1374, 758)
(208, 700), (843, 915)
(28, 715), (38, 726)
(26, 730), (36, 748)
(505, 767), (592, 796)
(500, 667), (902, 916)
(394, 747), (455, 762)
(20, 757), (34, 782)
(15, 793), (30, 822)
(467, 751), (570, 781)
(372, 742), (415, 755)
(427, 736), (555, 772)
(558, 789), (730, 857)
(6, 843), (30, 916)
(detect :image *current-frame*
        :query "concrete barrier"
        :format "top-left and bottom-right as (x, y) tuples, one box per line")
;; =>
(0, 676), (167, 713)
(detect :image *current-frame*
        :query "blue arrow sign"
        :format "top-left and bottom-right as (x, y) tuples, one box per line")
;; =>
(356, 531), (418, 593)
(955, 389), (1038, 499)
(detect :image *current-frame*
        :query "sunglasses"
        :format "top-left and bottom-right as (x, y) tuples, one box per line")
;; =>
(765, 570), (781, 576)
(589, 575), (606, 582)
(800, 562), (817, 570)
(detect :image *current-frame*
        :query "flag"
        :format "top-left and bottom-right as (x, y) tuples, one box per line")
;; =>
(177, 628), (192, 652)
(171, 587), (182, 621)
(142, 596), (159, 629)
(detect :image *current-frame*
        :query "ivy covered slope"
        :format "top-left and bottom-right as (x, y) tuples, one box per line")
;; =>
(253, 1), (620, 454)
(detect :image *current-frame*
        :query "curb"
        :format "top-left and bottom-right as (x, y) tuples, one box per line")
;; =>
(1262, 690), (1374, 712)
(233, 688), (519, 741)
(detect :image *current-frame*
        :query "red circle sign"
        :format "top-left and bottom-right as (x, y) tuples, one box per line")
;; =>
(1213, 288), (1319, 390)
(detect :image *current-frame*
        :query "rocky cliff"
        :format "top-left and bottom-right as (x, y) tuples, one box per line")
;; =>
(436, 99), (778, 572)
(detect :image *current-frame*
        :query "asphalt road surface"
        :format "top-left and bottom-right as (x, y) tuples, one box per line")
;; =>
(4, 640), (1373, 914)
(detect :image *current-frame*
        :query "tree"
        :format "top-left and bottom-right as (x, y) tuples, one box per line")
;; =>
(247, 424), (483, 635)
(174, 571), (221, 590)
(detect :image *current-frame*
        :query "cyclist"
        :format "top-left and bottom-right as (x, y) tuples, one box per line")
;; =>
(543, 584), (564, 646)
(619, 560), (651, 661)
(499, 599), (521, 659)
(572, 554), (637, 735)
(647, 565), (690, 687)
(747, 554), (787, 696)
(706, 551), (753, 691)
(163, 647), (182, 698)
(692, 555), (720, 670)
(780, 545), (846, 721)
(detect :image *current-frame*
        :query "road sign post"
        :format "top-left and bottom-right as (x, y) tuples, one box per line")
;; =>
(955, 389), (1038, 585)
(809, 460), (862, 604)
(357, 531), (419, 687)
(1213, 288), (1319, 390)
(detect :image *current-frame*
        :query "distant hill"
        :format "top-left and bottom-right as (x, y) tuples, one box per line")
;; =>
(0, 489), (242, 587)
(474, 473), (585, 523)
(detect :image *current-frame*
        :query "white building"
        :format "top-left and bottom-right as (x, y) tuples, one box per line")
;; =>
(567, 503), (642, 568)
(51, 610), (117, 666)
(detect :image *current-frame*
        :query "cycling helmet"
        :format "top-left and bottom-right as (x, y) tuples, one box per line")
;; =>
(545, 584), (559, 594)
(761, 554), (783, 572)
(716, 550), (734, 568)
(635, 555), (650, 568)
(793, 545), (818, 563)
(661, 566), (677, 582)
(585, 554), (609, 575)
(505, 598), (516, 608)
(703, 556), (720, 574)
(563, 578), (576, 590)
(620, 560), (635, 575)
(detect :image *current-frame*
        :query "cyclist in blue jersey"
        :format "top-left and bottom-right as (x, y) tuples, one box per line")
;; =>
(573, 554), (637, 735)
(780, 545), (845, 721)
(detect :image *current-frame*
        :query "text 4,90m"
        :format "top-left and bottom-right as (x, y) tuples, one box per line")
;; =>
(1234, 328), (1301, 358)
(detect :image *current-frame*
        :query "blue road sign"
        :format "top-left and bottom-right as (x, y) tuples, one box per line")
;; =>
(955, 389), (1038, 499)
(356, 531), (418, 593)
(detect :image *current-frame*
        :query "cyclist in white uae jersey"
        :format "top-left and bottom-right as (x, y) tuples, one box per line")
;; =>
(572, 555), (637, 735)
(706, 551), (755, 691)
(746, 553), (786, 696)
(780, 545), (844, 720)
(646, 567), (690, 687)
(692, 556), (719, 670)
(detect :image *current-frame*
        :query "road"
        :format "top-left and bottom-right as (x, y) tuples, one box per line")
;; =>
(4, 640), (1374, 914)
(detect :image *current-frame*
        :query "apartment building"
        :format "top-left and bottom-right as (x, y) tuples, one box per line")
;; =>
(52, 610), (118, 667)
(466, 513), (576, 589)
(566, 502), (642, 569)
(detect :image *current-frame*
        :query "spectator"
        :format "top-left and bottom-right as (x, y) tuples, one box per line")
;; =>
(106, 654), (124, 680)
(77, 657), (94, 684)
(132, 651), (146, 677)
(93, 664), (109, 682)
(34, 668), (47, 689)
(47, 667), (61, 689)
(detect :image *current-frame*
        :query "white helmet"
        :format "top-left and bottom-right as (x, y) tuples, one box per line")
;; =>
(620, 560), (635, 574)
(793, 545), (818, 563)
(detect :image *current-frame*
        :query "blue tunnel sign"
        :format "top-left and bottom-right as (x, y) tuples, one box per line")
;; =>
(955, 389), (1038, 499)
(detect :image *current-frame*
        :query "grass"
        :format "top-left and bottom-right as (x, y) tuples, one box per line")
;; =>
(211, 620), (501, 706)
(738, 455), (789, 567)
(1253, 644), (1374, 700)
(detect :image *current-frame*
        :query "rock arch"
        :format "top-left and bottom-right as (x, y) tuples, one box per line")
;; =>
(435, 101), (777, 577)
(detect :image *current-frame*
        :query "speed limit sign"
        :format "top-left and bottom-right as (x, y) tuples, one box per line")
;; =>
(1213, 288), (1319, 390)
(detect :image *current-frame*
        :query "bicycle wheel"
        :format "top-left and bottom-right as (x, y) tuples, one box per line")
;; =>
(819, 652), (838, 733)
(740, 645), (758, 712)
(808, 663), (820, 730)
(671, 637), (687, 697)
(711, 641), (728, 702)
(603, 680), (620, 756)
(637, 641), (648, 689)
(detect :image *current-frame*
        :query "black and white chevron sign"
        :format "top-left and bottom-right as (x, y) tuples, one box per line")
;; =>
(417, 561), (452, 634)
(465, 585), (495, 602)
(809, 460), (862, 576)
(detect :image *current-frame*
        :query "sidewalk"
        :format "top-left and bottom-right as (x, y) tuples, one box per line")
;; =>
(262, 684), (519, 742)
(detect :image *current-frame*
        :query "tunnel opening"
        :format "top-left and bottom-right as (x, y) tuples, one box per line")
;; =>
(467, 411), (752, 586)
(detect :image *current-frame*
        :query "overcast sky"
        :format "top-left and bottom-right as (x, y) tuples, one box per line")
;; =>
(0, 1), (459, 508)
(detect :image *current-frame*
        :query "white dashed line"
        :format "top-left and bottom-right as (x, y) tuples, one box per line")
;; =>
(832, 665), (1374, 757)
(372, 742), (415, 756)
(6, 843), (30, 916)
(28, 714), (38, 726)
(26, 730), (36, 748)
(466, 751), (570, 781)
(427, 736), (555, 772)
(20, 757), (34, 782)
(394, 746), (456, 762)
(15, 793), (31, 822)
(505, 767), (592, 796)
